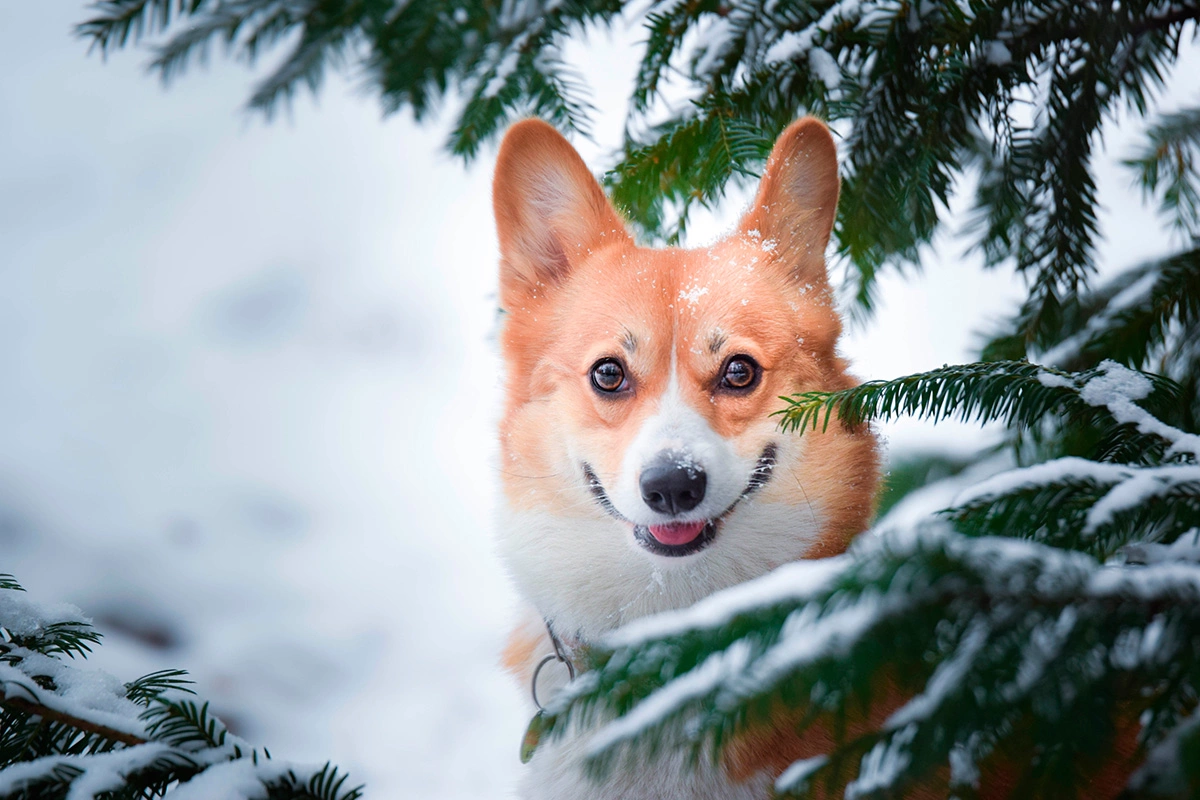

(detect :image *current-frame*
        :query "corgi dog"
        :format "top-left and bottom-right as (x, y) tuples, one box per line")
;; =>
(492, 117), (880, 799)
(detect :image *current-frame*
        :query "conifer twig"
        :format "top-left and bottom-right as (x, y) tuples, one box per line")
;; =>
(0, 690), (146, 747)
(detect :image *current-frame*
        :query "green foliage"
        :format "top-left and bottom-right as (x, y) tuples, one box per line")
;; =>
(77, 0), (1200, 333)
(124, 670), (194, 707)
(545, 526), (1200, 798)
(777, 361), (1181, 465)
(0, 574), (363, 799)
(1125, 107), (1200, 241)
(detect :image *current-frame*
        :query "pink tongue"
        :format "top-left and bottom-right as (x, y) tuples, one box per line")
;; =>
(647, 521), (706, 546)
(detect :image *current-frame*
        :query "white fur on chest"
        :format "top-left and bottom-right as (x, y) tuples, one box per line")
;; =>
(497, 500), (824, 640)
(520, 733), (772, 800)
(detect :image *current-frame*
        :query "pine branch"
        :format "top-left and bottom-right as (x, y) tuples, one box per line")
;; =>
(775, 361), (1181, 462)
(1077, 249), (1200, 371)
(125, 669), (195, 706)
(0, 690), (146, 748)
(1125, 106), (1200, 240)
(0, 574), (364, 799)
(142, 698), (229, 749)
(78, 0), (208, 55)
(539, 525), (1200, 796)
(946, 460), (1200, 558)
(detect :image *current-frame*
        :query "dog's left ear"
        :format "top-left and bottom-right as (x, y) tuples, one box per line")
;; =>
(493, 120), (630, 309)
(739, 117), (840, 283)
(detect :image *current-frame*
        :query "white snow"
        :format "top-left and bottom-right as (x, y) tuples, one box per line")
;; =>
(807, 49), (841, 88)
(1035, 369), (1074, 389)
(982, 40), (1012, 65)
(162, 760), (296, 799)
(1127, 706), (1200, 795)
(950, 456), (1127, 508)
(1040, 270), (1164, 366)
(845, 723), (916, 799)
(0, 593), (91, 640)
(484, 47), (522, 98)
(678, 283), (710, 306)
(585, 639), (752, 757)
(0, 647), (150, 742)
(0, 745), (175, 797)
(1083, 465), (1200, 534)
(606, 556), (848, 647)
(742, 593), (891, 690)
(883, 619), (988, 729)
(1080, 361), (1200, 458)
(774, 755), (828, 793)
(1123, 530), (1200, 565)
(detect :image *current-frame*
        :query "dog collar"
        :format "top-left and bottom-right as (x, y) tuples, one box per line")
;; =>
(521, 619), (587, 763)
(530, 618), (581, 710)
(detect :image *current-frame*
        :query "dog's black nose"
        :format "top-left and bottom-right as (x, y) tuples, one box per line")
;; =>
(640, 456), (707, 515)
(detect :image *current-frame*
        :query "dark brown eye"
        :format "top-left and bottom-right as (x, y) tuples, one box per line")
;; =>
(590, 359), (627, 393)
(721, 355), (759, 391)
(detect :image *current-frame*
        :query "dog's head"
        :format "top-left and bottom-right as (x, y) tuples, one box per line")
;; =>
(493, 119), (878, 637)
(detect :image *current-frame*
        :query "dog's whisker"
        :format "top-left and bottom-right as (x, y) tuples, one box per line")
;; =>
(784, 459), (820, 527)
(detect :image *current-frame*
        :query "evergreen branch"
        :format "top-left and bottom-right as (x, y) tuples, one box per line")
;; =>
(945, 460), (1200, 558)
(774, 361), (1181, 462)
(16, 623), (102, 661)
(0, 689), (146, 748)
(77, 0), (211, 55)
(1125, 106), (1200, 240)
(0, 572), (362, 797)
(125, 669), (195, 707)
(246, 21), (351, 115)
(541, 525), (1200, 794)
(0, 577), (22, 593)
(1078, 249), (1200, 372)
(269, 763), (365, 800)
(142, 697), (229, 749)
(146, 0), (300, 84)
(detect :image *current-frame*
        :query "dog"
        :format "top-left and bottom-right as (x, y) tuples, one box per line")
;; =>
(491, 116), (880, 799)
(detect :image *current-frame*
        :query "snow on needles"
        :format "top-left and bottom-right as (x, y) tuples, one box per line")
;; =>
(954, 362), (1200, 536)
(585, 640), (753, 757)
(0, 745), (176, 797)
(774, 755), (828, 794)
(883, 618), (989, 729)
(0, 591), (90, 640)
(605, 556), (849, 647)
(1079, 361), (1200, 459)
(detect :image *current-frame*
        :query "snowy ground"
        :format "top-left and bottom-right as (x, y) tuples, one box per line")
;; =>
(0, 4), (1195, 798)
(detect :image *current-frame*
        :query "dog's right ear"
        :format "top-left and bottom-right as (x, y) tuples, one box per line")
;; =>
(493, 120), (629, 309)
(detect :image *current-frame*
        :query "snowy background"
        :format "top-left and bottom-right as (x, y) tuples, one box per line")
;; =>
(1, 4), (1195, 797)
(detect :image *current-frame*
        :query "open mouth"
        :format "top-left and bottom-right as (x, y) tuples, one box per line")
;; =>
(583, 444), (777, 558)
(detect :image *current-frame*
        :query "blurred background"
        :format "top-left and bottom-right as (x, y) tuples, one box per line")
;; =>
(1, 4), (1193, 797)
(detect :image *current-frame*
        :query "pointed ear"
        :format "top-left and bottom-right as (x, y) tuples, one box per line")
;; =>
(739, 117), (840, 282)
(493, 120), (629, 308)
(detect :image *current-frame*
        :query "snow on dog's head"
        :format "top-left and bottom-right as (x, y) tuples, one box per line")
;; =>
(492, 118), (879, 638)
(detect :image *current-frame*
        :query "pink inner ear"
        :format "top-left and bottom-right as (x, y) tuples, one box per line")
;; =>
(493, 119), (630, 304)
(738, 118), (840, 280)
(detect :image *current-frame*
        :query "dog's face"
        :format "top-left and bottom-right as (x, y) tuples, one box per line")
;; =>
(493, 119), (878, 638)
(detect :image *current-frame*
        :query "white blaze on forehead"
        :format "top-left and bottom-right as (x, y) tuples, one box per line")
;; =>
(608, 342), (755, 525)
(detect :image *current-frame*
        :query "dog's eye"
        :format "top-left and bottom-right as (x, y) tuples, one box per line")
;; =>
(590, 359), (628, 393)
(721, 356), (760, 391)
